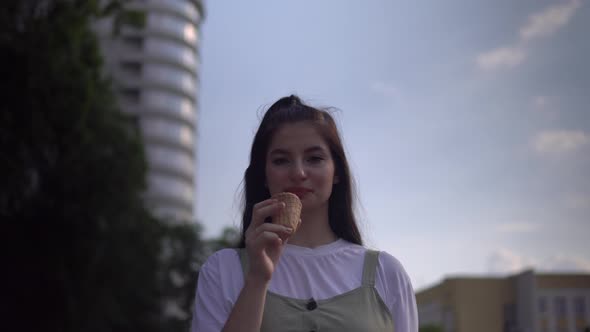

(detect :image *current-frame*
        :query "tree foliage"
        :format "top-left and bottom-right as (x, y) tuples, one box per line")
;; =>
(419, 324), (445, 332)
(159, 222), (207, 331)
(205, 226), (241, 253)
(0, 1), (202, 331)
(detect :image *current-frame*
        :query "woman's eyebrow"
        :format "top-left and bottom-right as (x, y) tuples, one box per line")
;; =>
(268, 148), (289, 155)
(269, 146), (327, 155)
(305, 146), (327, 153)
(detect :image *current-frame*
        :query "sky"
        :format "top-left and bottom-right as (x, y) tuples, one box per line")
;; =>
(194, 0), (590, 291)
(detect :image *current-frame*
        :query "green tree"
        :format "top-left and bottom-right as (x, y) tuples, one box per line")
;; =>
(205, 226), (241, 253)
(158, 225), (240, 330)
(0, 1), (178, 331)
(419, 324), (445, 332)
(158, 222), (207, 331)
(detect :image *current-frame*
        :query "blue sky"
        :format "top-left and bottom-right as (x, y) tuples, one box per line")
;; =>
(194, 0), (590, 290)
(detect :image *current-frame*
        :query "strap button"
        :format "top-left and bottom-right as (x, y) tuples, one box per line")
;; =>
(306, 298), (317, 311)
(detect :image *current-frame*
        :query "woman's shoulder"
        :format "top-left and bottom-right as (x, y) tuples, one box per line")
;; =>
(375, 250), (413, 286)
(376, 250), (405, 270)
(374, 250), (419, 331)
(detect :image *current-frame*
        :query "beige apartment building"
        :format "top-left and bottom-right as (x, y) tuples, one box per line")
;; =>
(416, 270), (590, 332)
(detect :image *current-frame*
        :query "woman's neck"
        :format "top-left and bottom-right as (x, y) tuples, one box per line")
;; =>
(287, 207), (338, 248)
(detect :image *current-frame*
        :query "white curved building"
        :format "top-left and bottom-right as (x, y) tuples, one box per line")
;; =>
(94, 0), (204, 223)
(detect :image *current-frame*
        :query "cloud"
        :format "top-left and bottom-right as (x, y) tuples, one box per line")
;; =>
(476, 0), (582, 70)
(532, 130), (590, 154)
(495, 222), (538, 233)
(476, 46), (527, 70)
(540, 255), (590, 272)
(487, 249), (534, 274)
(487, 249), (590, 275)
(520, 1), (582, 41)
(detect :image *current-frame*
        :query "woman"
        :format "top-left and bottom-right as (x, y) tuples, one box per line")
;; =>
(191, 95), (418, 332)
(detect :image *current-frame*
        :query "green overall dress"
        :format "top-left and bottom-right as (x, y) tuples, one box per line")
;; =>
(237, 249), (395, 332)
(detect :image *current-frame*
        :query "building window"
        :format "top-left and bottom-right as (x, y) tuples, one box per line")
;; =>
(574, 297), (586, 316)
(122, 36), (143, 50)
(539, 318), (549, 332)
(120, 61), (142, 76)
(539, 297), (547, 313)
(555, 296), (567, 315)
(120, 88), (141, 104)
(574, 297), (587, 332)
(538, 296), (549, 332)
(503, 303), (517, 332)
(554, 296), (569, 332)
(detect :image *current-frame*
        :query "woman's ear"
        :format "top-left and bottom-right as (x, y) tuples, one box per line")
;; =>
(333, 175), (340, 184)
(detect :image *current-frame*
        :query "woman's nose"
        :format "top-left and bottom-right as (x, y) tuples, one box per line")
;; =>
(290, 161), (307, 180)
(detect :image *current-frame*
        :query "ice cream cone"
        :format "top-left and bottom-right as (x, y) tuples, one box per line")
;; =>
(272, 192), (302, 232)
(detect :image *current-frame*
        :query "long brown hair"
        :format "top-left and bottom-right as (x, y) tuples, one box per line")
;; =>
(238, 95), (362, 247)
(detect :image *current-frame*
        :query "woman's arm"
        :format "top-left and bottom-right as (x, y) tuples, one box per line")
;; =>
(191, 199), (291, 332)
(395, 271), (419, 332)
(191, 225), (291, 331)
(377, 252), (419, 332)
(220, 275), (269, 332)
(221, 199), (292, 332)
(191, 251), (236, 332)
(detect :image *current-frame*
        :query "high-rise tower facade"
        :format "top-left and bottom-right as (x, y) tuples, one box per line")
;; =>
(94, 0), (204, 223)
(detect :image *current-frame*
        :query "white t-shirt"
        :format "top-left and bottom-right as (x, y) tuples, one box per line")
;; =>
(191, 239), (418, 332)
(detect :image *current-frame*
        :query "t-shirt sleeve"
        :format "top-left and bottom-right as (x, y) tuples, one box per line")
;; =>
(191, 249), (241, 332)
(377, 251), (419, 332)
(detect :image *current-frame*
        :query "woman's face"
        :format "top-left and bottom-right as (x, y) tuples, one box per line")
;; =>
(265, 122), (338, 212)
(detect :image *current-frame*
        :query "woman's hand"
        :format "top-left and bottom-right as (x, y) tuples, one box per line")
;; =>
(244, 198), (294, 283)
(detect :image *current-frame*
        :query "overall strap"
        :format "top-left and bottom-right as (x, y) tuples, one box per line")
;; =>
(361, 249), (380, 287)
(235, 248), (249, 277)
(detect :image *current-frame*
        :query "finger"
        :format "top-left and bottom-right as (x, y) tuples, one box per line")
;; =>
(257, 231), (283, 247)
(246, 223), (292, 248)
(254, 223), (293, 235)
(250, 201), (285, 227)
(249, 231), (282, 251)
(253, 198), (278, 211)
(246, 199), (278, 235)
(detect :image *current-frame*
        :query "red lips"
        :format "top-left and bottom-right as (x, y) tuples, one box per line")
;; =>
(285, 187), (313, 199)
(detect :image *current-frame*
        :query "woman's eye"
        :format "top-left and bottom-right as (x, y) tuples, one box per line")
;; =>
(272, 158), (288, 165)
(308, 156), (324, 163)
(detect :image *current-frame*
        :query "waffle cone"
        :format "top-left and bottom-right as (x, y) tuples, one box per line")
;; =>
(272, 192), (302, 232)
